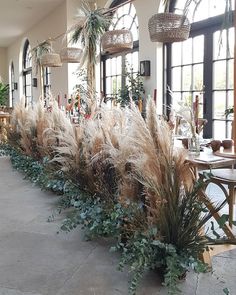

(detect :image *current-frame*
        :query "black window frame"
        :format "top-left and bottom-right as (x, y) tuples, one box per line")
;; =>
(101, 0), (139, 103)
(165, 3), (234, 139)
(22, 39), (32, 106)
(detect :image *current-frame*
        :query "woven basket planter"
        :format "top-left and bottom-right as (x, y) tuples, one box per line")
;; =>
(101, 29), (133, 54)
(60, 47), (82, 63)
(40, 53), (62, 67)
(148, 13), (190, 43)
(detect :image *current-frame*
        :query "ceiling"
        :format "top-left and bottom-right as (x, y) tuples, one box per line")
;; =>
(0, 0), (64, 47)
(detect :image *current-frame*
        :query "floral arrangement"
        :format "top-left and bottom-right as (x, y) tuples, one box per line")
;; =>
(174, 97), (207, 138)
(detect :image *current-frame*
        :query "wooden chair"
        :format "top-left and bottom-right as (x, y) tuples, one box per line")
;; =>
(199, 168), (236, 234)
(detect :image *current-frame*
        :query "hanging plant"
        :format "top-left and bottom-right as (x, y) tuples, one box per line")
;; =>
(69, 1), (111, 97)
(148, 0), (192, 43)
(31, 40), (52, 74)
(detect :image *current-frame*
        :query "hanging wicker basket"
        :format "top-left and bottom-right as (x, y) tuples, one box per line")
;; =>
(148, 13), (190, 43)
(101, 29), (133, 54)
(60, 47), (83, 63)
(40, 52), (62, 67)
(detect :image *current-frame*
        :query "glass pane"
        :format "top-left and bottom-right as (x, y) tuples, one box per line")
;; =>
(227, 91), (234, 120)
(209, 0), (227, 18)
(172, 42), (181, 66)
(213, 60), (226, 89)
(228, 59), (233, 89)
(213, 91), (226, 119)
(130, 4), (136, 17)
(123, 15), (133, 30)
(182, 66), (192, 91)
(132, 52), (139, 72)
(26, 86), (31, 96)
(170, 92), (181, 109)
(131, 23), (139, 41)
(117, 75), (121, 91)
(116, 56), (122, 75)
(175, 0), (231, 23)
(182, 38), (192, 65)
(228, 27), (234, 58)
(193, 35), (204, 63)
(182, 92), (192, 105)
(125, 53), (132, 67)
(171, 67), (181, 91)
(213, 30), (227, 60)
(227, 121), (233, 139)
(112, 76), (117, 95)
(26, 74), (31, 85)
(112, 58), (117, 75)
(193, 64), (203, 90)
(106, 59), (111, 76)
(106, 77), (111, 95)
(213, 120), (226, 139)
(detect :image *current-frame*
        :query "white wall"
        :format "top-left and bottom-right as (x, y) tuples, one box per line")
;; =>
(0, 48), (8, 83)
(7, 1), (68, 105)
(135, 0), (162, 113)
(5, 0), (164, 113)
(66, 0), (83, 96)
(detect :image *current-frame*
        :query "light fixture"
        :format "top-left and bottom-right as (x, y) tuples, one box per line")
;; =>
(148, 13), (190, 43)
(140, 60), (151, 76)
(40, 53), (62, 67)
(101, 29), (133, 54)
(60, 47), (83, 63)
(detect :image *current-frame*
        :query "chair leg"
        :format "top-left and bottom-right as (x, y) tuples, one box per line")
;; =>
(228, 185), (234, 228)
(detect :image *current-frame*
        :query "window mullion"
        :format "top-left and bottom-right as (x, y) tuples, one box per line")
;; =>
(203, 30), (213, 138)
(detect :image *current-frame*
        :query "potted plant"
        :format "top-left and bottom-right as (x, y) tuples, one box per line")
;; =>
(116, 65), (145, 109)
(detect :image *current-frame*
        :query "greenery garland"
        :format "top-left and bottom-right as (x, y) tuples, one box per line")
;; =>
(0, 143), (211, 295)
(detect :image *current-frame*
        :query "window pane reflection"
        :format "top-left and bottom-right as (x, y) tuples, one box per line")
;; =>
(182, 66), (192, 90)
(228, 59), (233, 89)
(172, 67), (181, 91)
(193, 64), (203, 90)
(182, 38), (192, 64)
(213, 60), (226, 89)
(172, 42), (181, 66)
(213, 91), (226, 119)
(193, 35), (204, 63)
(213, 121), (226, 139)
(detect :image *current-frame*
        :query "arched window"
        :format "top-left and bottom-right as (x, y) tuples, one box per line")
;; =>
(101, 0), (139, 104)
(166, 0), (234, 138)
(23, 39), (32, 106)
(10, 62), (15, 107)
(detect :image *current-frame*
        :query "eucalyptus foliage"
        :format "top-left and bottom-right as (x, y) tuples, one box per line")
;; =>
(0, 82), (9, 105)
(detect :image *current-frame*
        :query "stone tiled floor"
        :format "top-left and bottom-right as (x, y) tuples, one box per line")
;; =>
(0, 156), (235, 295)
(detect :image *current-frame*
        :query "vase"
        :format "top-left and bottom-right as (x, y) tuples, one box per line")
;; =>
(188, 134), (200, 155)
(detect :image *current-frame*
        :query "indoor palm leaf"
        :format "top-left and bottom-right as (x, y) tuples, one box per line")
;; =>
(70, 1), (111, 95)
(31, 40), (52, 74)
